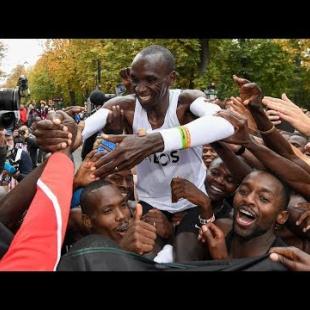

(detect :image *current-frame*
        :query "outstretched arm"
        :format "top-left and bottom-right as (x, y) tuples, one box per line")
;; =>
(218, 110), (310, 199)
(93, 97), (235, 178)
(233, 75), (310, 174)
(210, 141), (252, 185)
(0, 152), (74, 271)
(262, 94), (310, 137)
(0, 160), (47, 232)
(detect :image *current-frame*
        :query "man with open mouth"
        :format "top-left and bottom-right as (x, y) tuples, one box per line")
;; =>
(197, 170), (290, 260)
(35, 45), (238, 262)
(59, 179), (157, 261)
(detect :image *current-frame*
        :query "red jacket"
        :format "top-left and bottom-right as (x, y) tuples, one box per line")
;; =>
(0, 152), (74, 271)
(19, 108), (28, 124)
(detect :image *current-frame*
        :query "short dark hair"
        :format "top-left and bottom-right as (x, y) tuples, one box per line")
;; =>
(89, 90), (107, 106)
(138, 45), (176, 73)
(256, 171), (291, 211)
(80, 179), (113, 216)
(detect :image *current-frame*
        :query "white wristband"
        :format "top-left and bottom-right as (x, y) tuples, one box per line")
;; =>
(82, 108), (111, 141)
(199, 214), (215, 225)
(160, 115), (234, 153)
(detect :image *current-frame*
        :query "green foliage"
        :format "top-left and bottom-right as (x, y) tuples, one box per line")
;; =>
(1, 64), (27, 88)
(18, 39), (310, 109)
(0, 41), (6, 78)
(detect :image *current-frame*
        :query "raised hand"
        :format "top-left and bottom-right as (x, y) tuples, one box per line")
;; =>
(171, 177), (213, 220)
(34, 110), (79, 153)
(170, 177), (209, 206)
(216, 109), (253, 146)
(233, 75), (263, 107)
(262, 94), (310, 136)
(73, 150), (99, 189)
(225, 96), (258, 132)
(142, 209), (173, 239)
(266, 109), (282, 126)
(106, 105), (125, 134)
(119, 203), (157, 255)
(198, 223), (228, 260)
(295, 202), (310, 233)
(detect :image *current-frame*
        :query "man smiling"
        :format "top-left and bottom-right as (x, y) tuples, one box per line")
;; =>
(35, 45), (235, 261)
(198, 170), (290, 260)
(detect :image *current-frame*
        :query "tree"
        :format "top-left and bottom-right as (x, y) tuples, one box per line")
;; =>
(1, 64), (27, 88)
(26, 39), (310, 109)
(0, 41), (6, 78)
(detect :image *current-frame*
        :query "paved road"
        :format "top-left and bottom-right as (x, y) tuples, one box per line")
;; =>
(72, 146), (82, 171)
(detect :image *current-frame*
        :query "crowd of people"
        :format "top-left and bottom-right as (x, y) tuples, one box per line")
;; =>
(0, 44), (309, 271)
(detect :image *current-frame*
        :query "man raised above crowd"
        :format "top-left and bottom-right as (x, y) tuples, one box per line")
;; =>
(34, 45), (235, 261)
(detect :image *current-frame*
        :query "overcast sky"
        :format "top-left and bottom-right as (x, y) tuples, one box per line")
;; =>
(0, 39), (46, 83)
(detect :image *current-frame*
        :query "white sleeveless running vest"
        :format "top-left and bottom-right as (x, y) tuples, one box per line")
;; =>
(132, 89), (207, 213)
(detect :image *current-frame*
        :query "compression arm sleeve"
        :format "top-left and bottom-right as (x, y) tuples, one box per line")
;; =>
(82, 108), (111, 141)
(160, 97), (234, 152)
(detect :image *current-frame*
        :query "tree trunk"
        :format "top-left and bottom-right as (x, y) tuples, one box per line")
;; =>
(199, 39), (209, 74)
(69, 90), (76, 105)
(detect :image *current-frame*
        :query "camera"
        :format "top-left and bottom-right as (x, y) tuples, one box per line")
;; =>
(0, 75), (30, 129)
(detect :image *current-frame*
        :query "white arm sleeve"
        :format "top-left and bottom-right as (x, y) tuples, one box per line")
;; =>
(160, 115), (234, 153)
(190, 97), (221, 117)
(82, 108), (110, 141)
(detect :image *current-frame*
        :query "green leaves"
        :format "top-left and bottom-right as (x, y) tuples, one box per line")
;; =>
(23, 39), (310, 110)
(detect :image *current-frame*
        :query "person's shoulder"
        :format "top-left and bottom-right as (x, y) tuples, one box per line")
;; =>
(178, 89), (206, 106)
(66, 234), (119, 254)
(21, 149), (30, 157)
(103, 94), (136, 110)
(273, 236), (288, 248)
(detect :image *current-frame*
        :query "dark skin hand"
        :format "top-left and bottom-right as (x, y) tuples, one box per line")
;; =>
(0, 108), (80, 233)
(171, 212), (186, 226)
(286, 202), (310, 239)
(233, 75), (310, 175)
(233, 75), (263, 107)
(119, 203), (157, 255)
(142, 209), (173, 240)
(225, 96), (257, 132)
(171, 177), (213, 220)
(218, 109), (310, 199)
(269, 246), (310, 271)
(198, 223), (228, 260)
(0, 130), (6, 147)
(93, 133), (164, 178)
(33, 110), (77, 153)
(216, 110), (255, 147)
(295, 202), (310, 233)
(105, 105), (125, 134)
(73, 150), (99, 190)
(33, 106), (83, 154)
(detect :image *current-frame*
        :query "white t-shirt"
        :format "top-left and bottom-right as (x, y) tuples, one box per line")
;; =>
(132, 89), (207, 213)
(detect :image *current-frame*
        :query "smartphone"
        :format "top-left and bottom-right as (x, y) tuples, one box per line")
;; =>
(97, 139), (116, 153)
